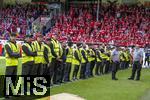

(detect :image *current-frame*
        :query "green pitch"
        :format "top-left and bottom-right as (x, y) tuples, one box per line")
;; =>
(51, 69), (150, 100)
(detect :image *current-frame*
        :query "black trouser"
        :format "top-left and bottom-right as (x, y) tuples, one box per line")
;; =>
(130, 61), (142, 80)
(60, 62), (65, 83)
(5, 66), (17, 76)
(112, 61), (120, 79)
(53, 59), (62, 84)
(64, 62), (72, 82)
(43, 63), (51, 76)
(125, 61), (130, 69)
(5, 66), (18, 96)
(50, 59), (55, 85)
(105, 61), (110, 74)
(80, 63), (86, 79)
(33, 63), (43, 75)
(90, 61), (95, 77)
(22, 62), (34, 75)
(73, 65), (80, 79)
(100, 60), (106, 74)
(95, 62), (101, 75)
(120, 61), (126, 70)
(144, 57), (149, 66)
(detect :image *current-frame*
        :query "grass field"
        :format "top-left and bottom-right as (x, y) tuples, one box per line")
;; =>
(51, 69), (150, 100)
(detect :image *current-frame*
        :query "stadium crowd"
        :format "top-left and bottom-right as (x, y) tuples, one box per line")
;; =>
(0, 4), (48, 39)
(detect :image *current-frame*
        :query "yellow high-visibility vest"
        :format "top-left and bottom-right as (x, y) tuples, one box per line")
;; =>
(79, 48), (87, 63)
(5, 42), (20, 66)
(100, 52), (108, 60)
(72, 48), (81, 65)
(51, 39), (61, 58)
(88, 49), (95, 62)
(119, 51), (126, 61)
(33, 41), (44, 64)
(42, 44), (52, 64)
(22, 43), (34, 64)
(66, 47), (73, 63)
(96, 50), (102, 62)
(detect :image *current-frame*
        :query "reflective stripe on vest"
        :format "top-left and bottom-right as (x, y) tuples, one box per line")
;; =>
(22, 43), (34, 64)
(5, 42), (20, 66)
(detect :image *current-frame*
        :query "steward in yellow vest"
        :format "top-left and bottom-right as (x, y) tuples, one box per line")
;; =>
(43, 37), (52, 76)
(119, 49), (126, 69)
(64, 41), (73, 82)
(50, 36), (63, 84)
(88, 46), (96, 77)
(32, 34), (44, 75)
(5, 33), (21, 76)
(72, 44), (81, 80)
(104, 49), (111, 74)
(79, 44), (88, 79)
(95, 48), (102, 75)
(22, 35), (37, 75)
(124, 48), (131, 68)
(4, 33), (21, 99)
(100, 48), (107, 74)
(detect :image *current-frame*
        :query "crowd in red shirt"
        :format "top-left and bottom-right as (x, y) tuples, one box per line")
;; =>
(0, 4), (47, 39)
(49, 4), (150, 47)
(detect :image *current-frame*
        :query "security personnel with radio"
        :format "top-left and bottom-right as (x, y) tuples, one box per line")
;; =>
(33, 34), (44, 75)
(22, 35), (37, 75)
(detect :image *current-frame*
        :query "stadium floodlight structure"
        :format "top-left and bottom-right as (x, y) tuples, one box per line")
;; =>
(96, 0), (100, 21)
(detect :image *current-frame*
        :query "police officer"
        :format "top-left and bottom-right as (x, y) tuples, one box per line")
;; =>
(22, 35), (37, 75)
(111, 46), (120, 80)
(128, 45), (143, 81)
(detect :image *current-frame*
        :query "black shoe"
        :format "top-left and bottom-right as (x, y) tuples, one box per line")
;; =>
(135, 79), (140, 81)
(5, 96), (12, 99)
(128, 78), (134, 80)
(112, 78), (118, 80)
